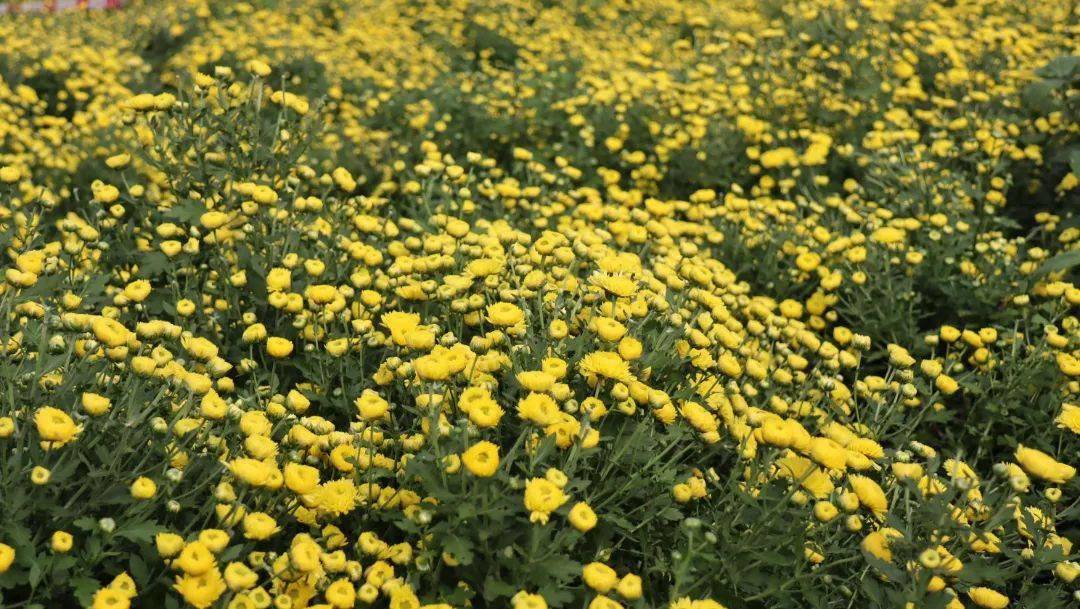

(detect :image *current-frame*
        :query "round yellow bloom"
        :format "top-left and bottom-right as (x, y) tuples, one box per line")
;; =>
(332, 167), (357, 192)
(156, 533), (185, 558)
(93, 183), (120, 203)
(487, 302), (524, 326)
(524, 478), (568, 524)
(34, 406), (80, 445)
(200, 211), (229, 230)
(517, 370), (555, 393)
(616, 574), (642, 600)
(1014, 444), (1075, 484)
(92, 588), (131, 609)
(918, 549), (941, 569)
(934, 374), (959, 395)
(414, 353), (452, 381)
(229, 458), (274, 486)
(355, 389), (390, 421)
(967, 587), (1009, 609)
(284, 463), (320, 495)
(462, 390), (504, 428)
(266, 337), (294, 358)
(512, 591), (548, 609)
(617, 337), (643, 360)
(105, 574), (136, 600)
(1056, 404), (1080, 434)
(461, 441), (500, 477)
(814, 501), (839, 522)
(795, 251), (821, 272)
(82, 392), (112, 416)
(223, 562), (259, 591)
(174, 568), (226, 609)
(0, 166), (21, 183)
(175, 541), (215, 575)
(517, 392), (560, 426)
(578, 351), (635, 383)
(30, 466), (51, 485)
(311, 479), (358, 516)
(1055, 561), (1079, 583)
(860, 528), (902, 562)
(568, 502), (598, 532)
(0, 543), (14, 573)
(582, 562), (619, 593)
(593, 317), (627, 341)
(122, 280), (151, 303)
(197, 530), (229, 554)
(849, 475), (888, 516)
(870, 226), (905, 244)
(243, 512), (280, 540)
(549, 319), (569, 339)
(290, 537), (322, 572)
(382, 311), (422, 345)
(105, 153), (131, 169)
(325, 578), (356, 608)
(590, 272), (637, 297)
(51, 530), (73, 553)
(248, 60), (272, 77)
(131, 477), (157, 500)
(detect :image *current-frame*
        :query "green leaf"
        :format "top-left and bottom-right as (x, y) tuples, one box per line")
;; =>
(860, 576), (884, 603)
(660, 507), (683, 521)
(15, 273), (66, 301)
(1, 524), (33, 550)
(1032, 250), (1080, 278)
(466, 23), (518, 67)
(28, 562), (42, 588)
(163, 198), (207, 223)
(922, 593), (951, 609)
(537, 586), (573, 608)
(955, 558), (1008, 584)
(1021, 80), (1057, 114)
(754, 550), (793, 566)
(481, 576), (516, 602)
(51, 556), (77, 573)
(71, 577), (99, 607)
(531, 555), (581, 583)
(1037, 55), (1080, 80)
(129, 553), (150, 584)
(441, 535), (475, 566)
(139, 252), (171, 278)
(115, 522), (165, 543)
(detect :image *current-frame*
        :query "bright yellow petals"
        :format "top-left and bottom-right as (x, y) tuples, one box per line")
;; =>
(461, 440), (500, 477)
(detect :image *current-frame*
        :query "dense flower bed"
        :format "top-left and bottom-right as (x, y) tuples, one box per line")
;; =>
(0, 1), (1078, 608)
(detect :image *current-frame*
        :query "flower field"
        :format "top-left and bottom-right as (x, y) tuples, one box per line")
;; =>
(0, 0), (1078, 608)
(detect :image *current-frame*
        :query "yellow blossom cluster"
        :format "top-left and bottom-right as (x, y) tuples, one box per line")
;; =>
(0, 1), (1078, 609)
